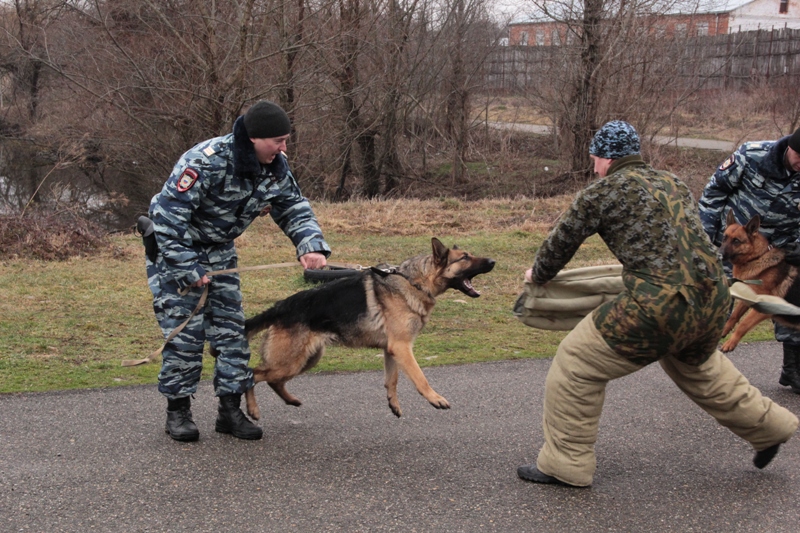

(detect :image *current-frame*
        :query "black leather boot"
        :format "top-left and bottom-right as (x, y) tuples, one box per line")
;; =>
(516, 464), (586, 487)
(753, 443), (781, 469)
(215, 394), (263, 440)
(778, 343), (800, 393)
(165, 396), (199, 442)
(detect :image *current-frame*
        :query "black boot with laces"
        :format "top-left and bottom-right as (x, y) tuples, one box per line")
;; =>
(215, 394), (263, 440)
(165, 396), (199, 442)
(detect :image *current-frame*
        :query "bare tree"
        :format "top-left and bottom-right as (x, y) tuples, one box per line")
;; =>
(518, 0), (717, 185)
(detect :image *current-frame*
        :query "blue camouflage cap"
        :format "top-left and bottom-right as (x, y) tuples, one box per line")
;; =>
(589, 120), (640, 160)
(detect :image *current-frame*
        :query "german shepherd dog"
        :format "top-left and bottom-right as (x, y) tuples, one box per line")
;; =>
(719, 211), (800, 352)
(242, 237), (495, 420)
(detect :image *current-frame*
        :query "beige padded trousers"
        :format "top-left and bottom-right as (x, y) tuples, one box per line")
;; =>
(536, 314), (799, 487)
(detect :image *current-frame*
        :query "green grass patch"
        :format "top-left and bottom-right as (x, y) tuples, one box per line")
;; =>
(0, 215), (773, 394)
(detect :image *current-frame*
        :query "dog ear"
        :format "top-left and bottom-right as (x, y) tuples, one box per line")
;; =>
(431, 237), (449, 267)
(744, 214), (762, 235)
(726, 210), (736, 227)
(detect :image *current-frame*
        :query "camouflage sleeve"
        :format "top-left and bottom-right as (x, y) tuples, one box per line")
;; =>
(698, 145), (746, 246)
(532, 185), (602, 284)
(269, 166), (331, 259)
(150, 164), (209, 288)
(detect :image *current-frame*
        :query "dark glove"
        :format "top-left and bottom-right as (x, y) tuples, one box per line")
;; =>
(782, 242), (800, 266)
(136, 216), (158, 263)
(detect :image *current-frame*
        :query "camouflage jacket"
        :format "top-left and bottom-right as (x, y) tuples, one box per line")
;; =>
(699, 135), (800, 247)
(532, 155), (730, 365)
(149, 116), (331, 289)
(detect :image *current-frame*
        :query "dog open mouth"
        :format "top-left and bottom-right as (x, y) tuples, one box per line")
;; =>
(452, 260), (495, 298)
(456, 277), (482, 298)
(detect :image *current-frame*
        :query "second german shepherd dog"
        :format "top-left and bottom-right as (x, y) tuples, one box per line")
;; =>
(242, 237), (495, 420)
(719, 211), (800, 352)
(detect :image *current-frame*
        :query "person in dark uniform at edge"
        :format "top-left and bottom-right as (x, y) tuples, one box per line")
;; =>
(699, 127), (800, 394)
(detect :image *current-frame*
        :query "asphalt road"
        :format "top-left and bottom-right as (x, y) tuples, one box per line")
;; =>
(2, 341), (799, 533)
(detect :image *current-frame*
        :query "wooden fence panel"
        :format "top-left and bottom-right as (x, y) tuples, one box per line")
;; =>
(487, 28), (800, 92)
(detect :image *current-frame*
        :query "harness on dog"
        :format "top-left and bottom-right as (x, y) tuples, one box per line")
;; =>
(369, 265), (436, 300)
(369, 265), (397, 277)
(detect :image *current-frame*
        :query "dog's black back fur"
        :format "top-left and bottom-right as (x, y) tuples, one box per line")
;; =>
(245, 273), (369, 337)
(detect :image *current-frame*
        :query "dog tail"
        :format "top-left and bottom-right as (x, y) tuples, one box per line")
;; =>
(245, 306), (281, 340)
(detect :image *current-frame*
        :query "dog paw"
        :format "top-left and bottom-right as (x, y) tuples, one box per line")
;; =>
(720, 340), (737, 353)
(428, 395), (450, 410)
(247, 406), (261, 421)
(388, 398), (402, 418)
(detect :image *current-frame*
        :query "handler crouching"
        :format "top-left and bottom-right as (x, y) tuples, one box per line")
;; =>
(145, 101), (330, 442)
(518, 121), (798, 487)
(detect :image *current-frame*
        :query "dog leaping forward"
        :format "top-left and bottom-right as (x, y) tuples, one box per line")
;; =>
(242, 237), (496, 419)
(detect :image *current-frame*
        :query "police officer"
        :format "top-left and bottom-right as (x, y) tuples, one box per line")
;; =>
(147, 101), (331, 442)
(517, 121), (798, 487)
(699, 127), (800, 393)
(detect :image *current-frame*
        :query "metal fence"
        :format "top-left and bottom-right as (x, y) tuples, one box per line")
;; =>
(487, 27), (800, 92)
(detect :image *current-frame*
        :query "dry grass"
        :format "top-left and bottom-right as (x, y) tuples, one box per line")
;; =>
(306, 197), (570, 237)
(478, 95), (552, 125)
(481, 89), (795, 144)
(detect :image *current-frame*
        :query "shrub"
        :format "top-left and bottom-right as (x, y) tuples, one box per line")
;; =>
(0, 209), (109, 260)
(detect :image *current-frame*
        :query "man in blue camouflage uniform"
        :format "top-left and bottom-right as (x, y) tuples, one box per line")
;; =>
(147, 101), (331, 442)
(517, 121), (798, 487)
(699, 127), (800, 393)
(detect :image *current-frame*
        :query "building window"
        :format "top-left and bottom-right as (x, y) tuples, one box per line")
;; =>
(696, 22), (709, 36)
(552, 29), (561, 45)
(535, 30), (545, 46)
(780, 0), (789, 14)
(675, 23), (687, 38)
(520, 31), (528, 46)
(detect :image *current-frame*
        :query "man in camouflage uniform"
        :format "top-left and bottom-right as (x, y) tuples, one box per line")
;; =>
(699, 127), (800, 393)
(517, 121), (798, 487)
(147, 101), (331, 442)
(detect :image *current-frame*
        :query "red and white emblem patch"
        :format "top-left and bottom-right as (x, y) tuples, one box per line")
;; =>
(718, 155), (735, 171)
(176, 168), (199, 192)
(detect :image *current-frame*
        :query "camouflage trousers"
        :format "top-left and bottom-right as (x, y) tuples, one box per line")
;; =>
(536, 314), (799, 487)
(146, 254), (254, 399)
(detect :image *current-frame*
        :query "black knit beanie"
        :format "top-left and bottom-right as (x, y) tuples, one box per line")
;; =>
(789, 127), (800, 153)
(243, 101), (291, 139)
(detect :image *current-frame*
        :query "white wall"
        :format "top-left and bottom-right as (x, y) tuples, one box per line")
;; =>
(730, 0), (800, 31)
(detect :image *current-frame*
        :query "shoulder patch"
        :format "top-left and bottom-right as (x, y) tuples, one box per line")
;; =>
(176, 168), (199, 192)
(203, 145), (217, 157)
(718, 154), (735, 171)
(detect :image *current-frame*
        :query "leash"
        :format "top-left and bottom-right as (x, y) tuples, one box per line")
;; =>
(121, 261), (363, 367)
(176, 262), (299, 296)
